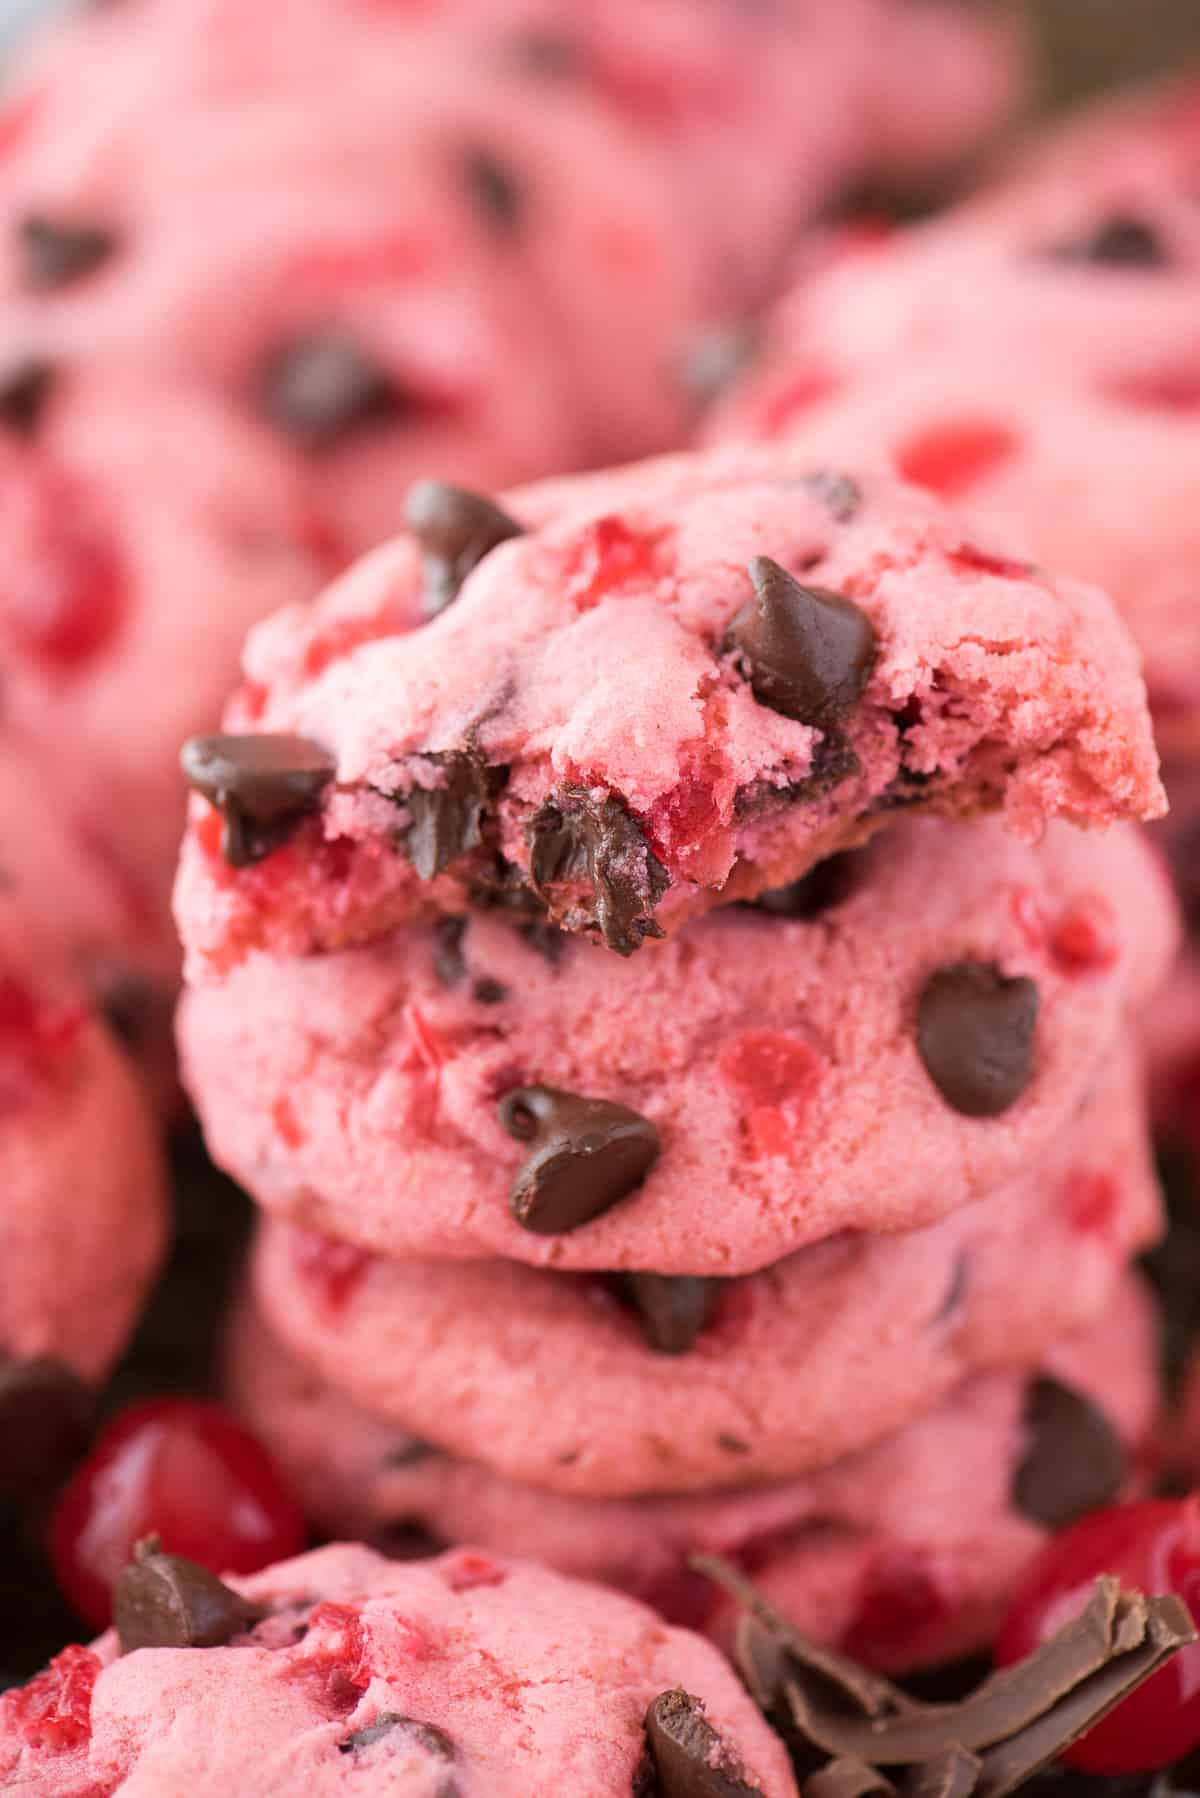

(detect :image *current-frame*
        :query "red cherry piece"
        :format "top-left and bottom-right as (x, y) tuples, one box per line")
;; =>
(755, 368), (841, 439)
(996, 1497), (1200, 1773)
(439, 1550), (508, 1592)
(290, 1228), (373, 1311)
(720, 1030), (820, 1160)
(895, 421), (1019, 500)
(0, 1645), (100, 1752)
(302, 1602), (372, 1711)
(1108, 369), (1200, 412)
(48, 1399), (306, 1630)
(1050, 897), (1118, 976)
(842, 1546), (952, 1671)
(561, 515), (658, 609)
(1065, 1171), (1118, 1235)
(947, 541), (1033, 580)
(0, 459), (125, 671)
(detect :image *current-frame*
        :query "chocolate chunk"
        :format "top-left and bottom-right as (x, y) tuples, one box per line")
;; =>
(1012, 1378), (1126, 1530)
(403, 480), (524, 614)
(115, 1539), (263, 1653)
(803, 470), (863, 523)
(181, 733), (336, 868)
(338, 1713), (456, 1759)
(916, 962), (1039, 1117)
(618, 1274), (721, 1355)
(727, 557), (876, 729)
(433, 917), (468, 986)
(19, 216), (117, 289)
(499, 1084), (660, 1235)
(463, 147), (524, 230)
(681, 326), (760, 406)
(734, 1617), (792, 1715)
(258, 332), (402, 447)
(527, 787), (669, 955)
(401, 752), (504, 880)
(1045, 215), (1167, 270)
(0, 359), (53, 434)
(0, 1357), (93, 1499)
(753, 851), (861, 919)
(643, 1689), (766, 1797)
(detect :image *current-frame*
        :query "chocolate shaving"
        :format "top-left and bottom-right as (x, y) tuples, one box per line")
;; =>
(404, 480), (524, 614)
(499, 1083), (660, 1235)
(808, 1761), (897, 1798)
(904, 1749), (981, 1798)
(115, 1537), (264, 1653)
(1011, 1378), (1127, 1530)
(400, 752), (505, 880)
(618, 1273), (722, 1355)
(19, 215), (117, 289)
(643, 1688), (766, 1797)
(527, 787), (669, 955)
(181, 732), (337, 867)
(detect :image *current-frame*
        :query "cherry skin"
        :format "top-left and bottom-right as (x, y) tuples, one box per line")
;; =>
(48, 1398), (306, 1629)
(995, 1497), (1200, 1773)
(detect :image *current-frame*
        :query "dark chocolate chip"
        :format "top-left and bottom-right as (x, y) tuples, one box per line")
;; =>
(472, 977), (508, 1005)
(681, 326), (760, 406)
(463, 147), (525, 230)
(0, 1358), (93, 1500)
(0, 359), (53, 435)
(400, 752), (505, 881)
(403, 480), (524, 615)
(1044, 214), (1167, 270)
(499, 1084), (660, 1235)
(433, 917), (468, 986)
(1012, 1378), (1126, 1530)
(643, 1688), (766, 1797)
(727, 557), (876, 729)
(803, 470), (863, 523)
(338, 1713), (456, 1760)
(181, 733), (336, 868)
(527, 787), (669, 956)
(19, 215), (117, 290)
(752, 850), (861, 919)
(618, 1274), (721, 1355)
(115, 1539), (263, 1653)
(258, 332), (402, 448)
(916, 962), (1039, 1118)
(735, 739), (861, 822)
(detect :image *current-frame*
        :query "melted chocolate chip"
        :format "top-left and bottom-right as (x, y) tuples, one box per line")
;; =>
(463, 147), (525, 230)
(0, 1358), (93, 1499)
(433, 917), (468, 986)
(916, 962), (1039, 1118)
(618, 1274), (722, 1355)
(0, 359), (53, 434)
(803, 470), (863, 523)
(681, 326), (760, 406)
(1045, 214), (1167, 270)
(499, 1084), (660, 1235)
(115, 1540), (263, 1653)
(258, 332), (402, 447)
(1012, 1379), (1126, 1530)
(643, 1689), (766, 1797)
(752, 850), (861, 919)
(726, 557), (876, 730)
(181, 733), (336, 868)
(527, 788), (669, 956)
(401, 752), (505, 881)
(338, 1713), (456, 1762)
(403, 481), (524, 614)
(19, 216), (117, 289)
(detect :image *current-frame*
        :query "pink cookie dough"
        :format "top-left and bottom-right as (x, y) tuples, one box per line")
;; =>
(174, 450), (1163, 976)
(179, 814), (1176, 1275)
(248, 1046), (1157, 1499)
(0, 1542), (797, 1797)
(229, 1275), (1158, 1674)
(0, 898), (166, 1387)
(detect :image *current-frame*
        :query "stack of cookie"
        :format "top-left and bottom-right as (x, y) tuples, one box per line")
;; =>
(177, 443), (1175, 1673)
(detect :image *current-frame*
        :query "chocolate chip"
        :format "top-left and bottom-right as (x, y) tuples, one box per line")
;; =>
(643, 1689), (766, 1797)
(403, 481), (524, 614)
(181, 733), (336, 868)
(0, 1358), (93, 1500)
(258, 332), (402, 447)
(99, 972), (169, 1054)
(735, 738), (861, 821)
(527, 787), (669, 956)
(115, 1539), (263, 1653)
(727, 557), (876, 729)
(803, 470), (863, 523)
(499, 1084), (660, 1235)
(752, 850), (861, 919)
(1044, 214), (1167, 270)
(463, 147), (524, 230)
(0, 359), (53, 434)
(1012, 1379), (1126, 1530)
(400, 752), (505, 881)
(618, 1274), (721, 1355)
(338, 1713), (456, 1761)
(472, 977), (508, 1005)
(681, 326), (760, 406)
(916, 962), (1039, 1118)
(433, 918), (468, 986)
(19, 216), (117, 289)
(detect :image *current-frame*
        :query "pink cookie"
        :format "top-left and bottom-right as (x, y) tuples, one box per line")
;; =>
(230, 1275), (1158, 1674)
(248, 1046), (1157, 1499)
(179, 814), (1175, 1275)
(0, 897), (166, 1397)
(174, 450), (1162, 976)
(0, 1542), (798, 1797)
